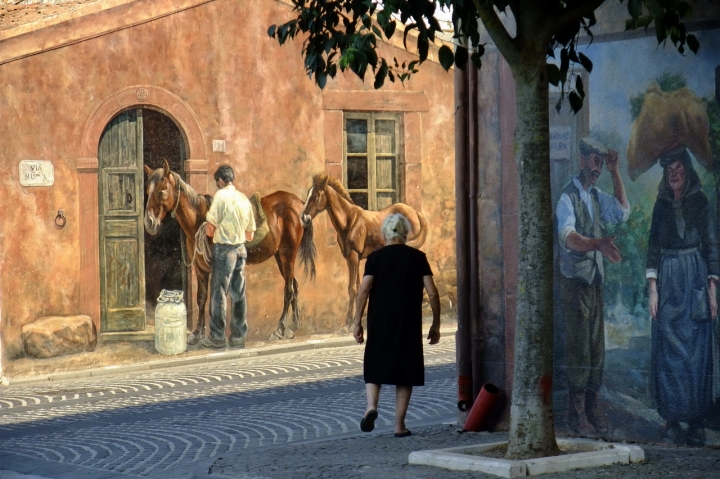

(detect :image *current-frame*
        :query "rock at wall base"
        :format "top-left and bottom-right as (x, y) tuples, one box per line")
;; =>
(22, 315), (97, 359)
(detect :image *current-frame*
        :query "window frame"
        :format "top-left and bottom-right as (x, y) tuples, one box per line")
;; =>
(342, 111), (404, 211)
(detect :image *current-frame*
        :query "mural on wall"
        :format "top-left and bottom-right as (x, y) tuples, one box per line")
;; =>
(551, 28), (720, 445)
(143, 162), (317, 344)
(299, 174), (428, 331)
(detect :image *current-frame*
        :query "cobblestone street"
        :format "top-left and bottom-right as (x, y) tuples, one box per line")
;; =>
(3, 334), (720, 479)
(0, 337), (457, 478)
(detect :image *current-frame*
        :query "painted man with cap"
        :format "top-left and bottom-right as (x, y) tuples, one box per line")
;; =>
(555, 137), (630, 434)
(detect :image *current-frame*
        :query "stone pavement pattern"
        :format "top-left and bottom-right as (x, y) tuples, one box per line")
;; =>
(0, 337), (457, 478)
(205, 423), (720, 479)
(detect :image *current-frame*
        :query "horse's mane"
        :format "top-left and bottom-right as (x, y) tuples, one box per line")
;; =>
(150, 169), (210, 208)
(312, 173), (354, 204)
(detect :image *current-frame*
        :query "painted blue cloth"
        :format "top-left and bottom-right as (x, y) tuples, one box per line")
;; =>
(209, 243), (248, 342)
(652, 248), (713, 421)
(647, 164), (718, 422)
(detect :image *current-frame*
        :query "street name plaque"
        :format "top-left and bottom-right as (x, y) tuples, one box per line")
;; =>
(19, 160), (54, 187)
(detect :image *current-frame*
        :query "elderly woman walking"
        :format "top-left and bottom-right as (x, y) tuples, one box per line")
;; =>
(353, 213), (441, 437)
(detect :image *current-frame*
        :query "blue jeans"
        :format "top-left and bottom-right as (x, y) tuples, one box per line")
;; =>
(209, 243), (248, 341)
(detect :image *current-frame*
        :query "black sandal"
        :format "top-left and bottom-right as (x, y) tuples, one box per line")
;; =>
(360, 410), (378, 432)
(394, 430), (412, 438)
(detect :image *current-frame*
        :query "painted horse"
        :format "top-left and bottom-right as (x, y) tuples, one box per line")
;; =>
(144, 160), (316, 342)
(299, 173), (428, 329)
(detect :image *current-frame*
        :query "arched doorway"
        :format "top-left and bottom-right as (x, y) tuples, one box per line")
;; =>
(97, 108), (188, 332)
(142, 109), (187, 325)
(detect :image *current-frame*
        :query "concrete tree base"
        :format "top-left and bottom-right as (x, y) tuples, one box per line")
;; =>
(408, 437), (645, 478)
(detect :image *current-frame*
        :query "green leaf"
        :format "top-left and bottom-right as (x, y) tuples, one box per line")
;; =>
(547, 64), (561, 87)
(384, 20), (397, 39)
(403, 23), (418, 50)
(470, 52), (482, 70)
(575, 75), (585, 99)
(268, 25), (277, 38)
(638, 15), (654, 31)
(417, 32), (429, 62)
(678, 2), (691, 19)
(655, 21), (667, 44)
(578, 52), (593, 73)
(454, 46), (468, 70)
(586, 12), (597, 27)
(555, 97), (562, 114)
(687, 34), (699, 54)
(568, 47), (579, 63)
(362, 14), (371, 30)
(569, 90), (583, 114)
(628, 0), (642, 19)
(372, 25), (382, 38)
(438, 45), (452, 71)
(560, 48), (569, 78)
(374, 60), (388, 89)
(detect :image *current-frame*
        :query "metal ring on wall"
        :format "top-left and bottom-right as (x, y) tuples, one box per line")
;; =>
(55, 210), (67, 229)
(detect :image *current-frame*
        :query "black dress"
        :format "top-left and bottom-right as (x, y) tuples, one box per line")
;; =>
(363, 244), (433, 386)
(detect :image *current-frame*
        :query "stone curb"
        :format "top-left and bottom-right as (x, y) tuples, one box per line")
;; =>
(5, 336), (358, 385)
(5, 325), (457, 386)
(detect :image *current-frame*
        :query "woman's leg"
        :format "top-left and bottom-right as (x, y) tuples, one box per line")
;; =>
(365, 383), (380, 414)
(395, 386), (413, 434)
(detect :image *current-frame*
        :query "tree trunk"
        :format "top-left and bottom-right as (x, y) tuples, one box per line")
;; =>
(506, 60), (560, 459)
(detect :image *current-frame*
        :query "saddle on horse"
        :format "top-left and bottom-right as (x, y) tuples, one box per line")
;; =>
(246, 193), (269, 248)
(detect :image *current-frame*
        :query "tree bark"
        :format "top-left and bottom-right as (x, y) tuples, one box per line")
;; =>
(506, 58), (560, 459)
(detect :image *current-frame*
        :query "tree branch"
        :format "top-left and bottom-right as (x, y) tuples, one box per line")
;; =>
(471, 0), (520, 63)
(539, 0), (605, 41)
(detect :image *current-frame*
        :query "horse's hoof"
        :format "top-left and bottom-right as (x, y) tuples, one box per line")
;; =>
(187, 332), (201, 346)
(283, 329), (295, 339)
(269, 329), (284, 341)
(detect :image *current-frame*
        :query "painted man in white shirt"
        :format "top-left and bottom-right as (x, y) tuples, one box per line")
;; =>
(555, 137), (629, 435)
(201, 165), (256, 349)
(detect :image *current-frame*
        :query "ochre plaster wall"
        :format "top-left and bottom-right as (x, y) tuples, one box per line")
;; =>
(0, 0), (456, 359)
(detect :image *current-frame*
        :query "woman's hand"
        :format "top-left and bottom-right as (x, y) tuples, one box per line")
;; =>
(709, 279), (718, 319)
(354, 323), (364, 344)
(648, 278), (658, 319)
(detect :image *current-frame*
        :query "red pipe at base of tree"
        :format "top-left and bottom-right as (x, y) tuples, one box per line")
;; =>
(463, 383), (500, 432)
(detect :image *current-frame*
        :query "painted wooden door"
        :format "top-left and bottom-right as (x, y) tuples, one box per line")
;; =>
(98, 109), (146, 332)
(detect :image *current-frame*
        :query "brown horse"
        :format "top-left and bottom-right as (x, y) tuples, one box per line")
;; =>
(299, 173), (428, 329)
(143, 160), (316, 342)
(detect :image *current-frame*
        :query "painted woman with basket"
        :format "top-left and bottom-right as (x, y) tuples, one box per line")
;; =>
(646, 146), (719, 445)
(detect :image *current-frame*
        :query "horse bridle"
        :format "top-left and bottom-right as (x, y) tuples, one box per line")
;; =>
(169, 175), (182, 219)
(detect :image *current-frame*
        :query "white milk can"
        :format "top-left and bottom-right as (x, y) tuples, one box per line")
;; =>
(155, 289), (187, 355)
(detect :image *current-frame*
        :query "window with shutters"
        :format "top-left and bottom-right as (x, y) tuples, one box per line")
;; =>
(343, 112), (402, 210)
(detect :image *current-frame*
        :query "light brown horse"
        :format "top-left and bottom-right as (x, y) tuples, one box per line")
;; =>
(299, 173), (428, 329)
(143, 160), (316, 342)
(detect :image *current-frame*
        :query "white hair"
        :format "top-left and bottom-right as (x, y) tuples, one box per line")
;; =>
(381, 214), (412, 244)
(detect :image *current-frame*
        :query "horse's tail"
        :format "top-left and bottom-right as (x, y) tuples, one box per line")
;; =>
(298, 219), (317, 281)
(407, 210), (428, 249)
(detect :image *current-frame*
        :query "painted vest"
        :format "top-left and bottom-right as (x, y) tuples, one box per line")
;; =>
(558, 182), (604, 284)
